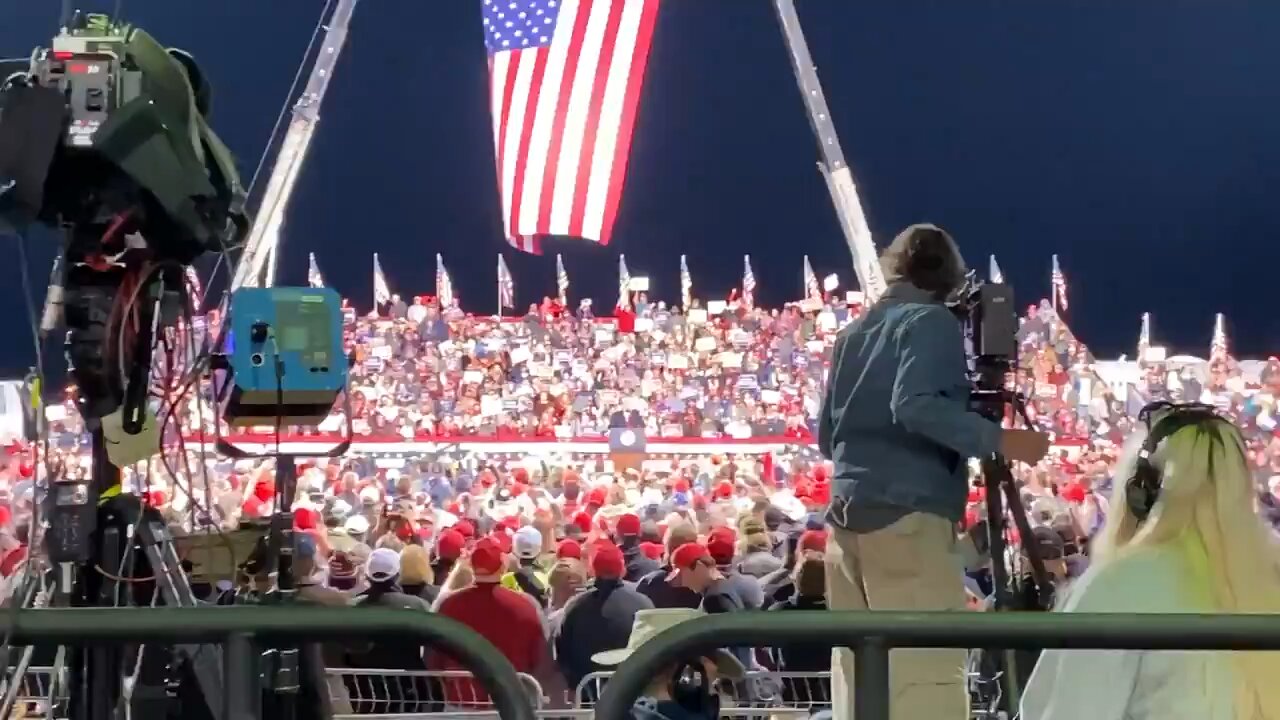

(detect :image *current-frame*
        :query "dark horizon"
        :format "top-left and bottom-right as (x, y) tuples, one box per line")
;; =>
(4, 0), (1279, 381)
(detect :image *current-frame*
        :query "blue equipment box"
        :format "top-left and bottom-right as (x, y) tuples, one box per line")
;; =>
(223, 287), (346, 427)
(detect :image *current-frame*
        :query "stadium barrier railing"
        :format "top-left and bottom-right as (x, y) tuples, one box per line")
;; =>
(594, 610), (1280, 720)
(0, 606), (536, 720)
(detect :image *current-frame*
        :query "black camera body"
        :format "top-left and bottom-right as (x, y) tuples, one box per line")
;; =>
(0, 13), (247, 263)
(954, 280), (1018, 420)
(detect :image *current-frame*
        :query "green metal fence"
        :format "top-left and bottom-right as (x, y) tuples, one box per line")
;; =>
(0, 606), (536, 720)
(594, 610), (1280, 720)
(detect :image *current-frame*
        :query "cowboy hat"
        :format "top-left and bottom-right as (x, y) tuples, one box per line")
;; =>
(591, 609), (744, 680)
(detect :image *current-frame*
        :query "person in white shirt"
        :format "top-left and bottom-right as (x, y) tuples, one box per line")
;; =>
(1021, 402), (1280, 720)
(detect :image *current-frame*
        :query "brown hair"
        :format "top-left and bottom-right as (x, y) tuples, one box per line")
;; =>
(880, 223), (967, 297)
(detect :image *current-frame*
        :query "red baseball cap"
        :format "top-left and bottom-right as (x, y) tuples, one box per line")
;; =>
(713, 481), (734, 500)
(706, 535), (735, 565)
(556, 538), (583, 560)
(470, 537), (506, 579)
(590, 543), (626, 579)
(668, 543), (712, 580)
(799, 529), (828, 553)
(615, 513), (642, 537)
(639, 541), (663, 560)
(435, 529), (465, 561)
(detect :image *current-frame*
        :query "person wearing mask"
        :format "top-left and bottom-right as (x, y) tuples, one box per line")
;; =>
(399, 545), (439, 605)
(431, 537), (553, 705)
(1021, 403), (1280, 720)
(615, 513), (660, 581)
(593, 608), (745, 720)
(819, 224), (1051, 720)
(554, 544), (654, 699)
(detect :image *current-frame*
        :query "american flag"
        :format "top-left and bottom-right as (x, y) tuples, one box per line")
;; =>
(1051, 254), (1068, 311)
(742, 255), (756, 308)
(802, 255), (820, 300)
(436, 254), (456, 308)
(617, 254), (631, 310)
(373, 253), (391, 307)
(679, 254), (692, 310)
(555, 253), (569, 305)
(483, 0), (662, 254)
(498, 254), (515, 309)
(308, 252), (326, 288)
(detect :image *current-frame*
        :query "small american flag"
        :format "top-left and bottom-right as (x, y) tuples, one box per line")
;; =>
(802, 255), (820, 300)
(679, 254), (692, 310)
(373, 253), (391, 307)
(307, 252), (326, 288)
(436, 254), (456, 308)
(1137, 312), (1151, 361)
(742, 255), (756, 308)
(555, 253), (569, 305)
(1051, 254), (1068, 311)
(498, 254), (515, 309)
(618, 254), (631, 310)
(483, 0), (662, 253)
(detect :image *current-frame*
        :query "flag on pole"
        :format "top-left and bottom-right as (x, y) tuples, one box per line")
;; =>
(802, 255), (820, 300)
(1211, 313), (1229, 361)
(556, 253), (569, 305)
(436, 254), (456, 308)
(742, 255), (756, 308)
(497, 254), (515, 309)
(373, 253), (391, 307)
(618, 254), (631, 310)
(989, 255), (1004, 284)
(1051, 254), (1069, 311)
(482, 0), (661, 254)
(307, 252), (326, 288)
(680, 254), (693, 310)
(1137, 312), (1151, 362)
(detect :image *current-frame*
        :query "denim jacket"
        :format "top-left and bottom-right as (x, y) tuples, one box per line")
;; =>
(818, 283), (1001, 523)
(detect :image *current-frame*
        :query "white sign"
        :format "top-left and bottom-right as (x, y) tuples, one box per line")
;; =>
(707, 301), (727, 315)
(629, 277), (650, 292)
(823, 274), (839, 292)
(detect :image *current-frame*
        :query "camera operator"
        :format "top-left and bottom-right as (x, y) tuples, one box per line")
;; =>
(818, 223), (1050, 720)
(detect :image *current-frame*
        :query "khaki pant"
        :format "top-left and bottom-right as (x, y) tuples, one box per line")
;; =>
(825, 513), (968, 720)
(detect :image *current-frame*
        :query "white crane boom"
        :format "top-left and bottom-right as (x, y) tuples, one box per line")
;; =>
(772, 0), (887, 302)
(231, 0), (360, 291)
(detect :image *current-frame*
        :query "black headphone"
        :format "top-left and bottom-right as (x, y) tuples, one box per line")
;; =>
(1126, 401), (1222, 521)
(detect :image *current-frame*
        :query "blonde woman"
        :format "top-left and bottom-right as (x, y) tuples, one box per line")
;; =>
(1021, 402), (1280, 720)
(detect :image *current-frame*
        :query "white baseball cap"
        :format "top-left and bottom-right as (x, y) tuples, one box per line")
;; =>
(513, 526), (543, 560)
(365, 548), (400, 582)
(344, 515), (370, 536)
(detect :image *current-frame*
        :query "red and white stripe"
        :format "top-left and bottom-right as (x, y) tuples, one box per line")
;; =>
(489, 0), (661, 253)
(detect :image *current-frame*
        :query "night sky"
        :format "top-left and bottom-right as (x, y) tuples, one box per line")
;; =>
(4, 0), (1280, 380)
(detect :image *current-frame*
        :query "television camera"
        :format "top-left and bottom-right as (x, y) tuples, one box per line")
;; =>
(1, 12), (348, 720)
(953, 277), (1055, 711)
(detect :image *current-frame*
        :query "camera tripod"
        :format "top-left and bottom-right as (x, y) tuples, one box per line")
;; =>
(970, 386), (1054, 714)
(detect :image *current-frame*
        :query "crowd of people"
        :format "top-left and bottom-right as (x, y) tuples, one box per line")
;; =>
(1, 277), (1278, 718)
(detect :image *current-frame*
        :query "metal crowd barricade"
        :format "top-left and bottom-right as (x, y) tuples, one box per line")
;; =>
(327, 668), (546, 718)
(593, 610), (1280, 720)
(0, 606), (537, 720)
(0, 664), (61, 719)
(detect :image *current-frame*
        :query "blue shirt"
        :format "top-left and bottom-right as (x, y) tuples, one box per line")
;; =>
(819, 283), (1001, 525)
